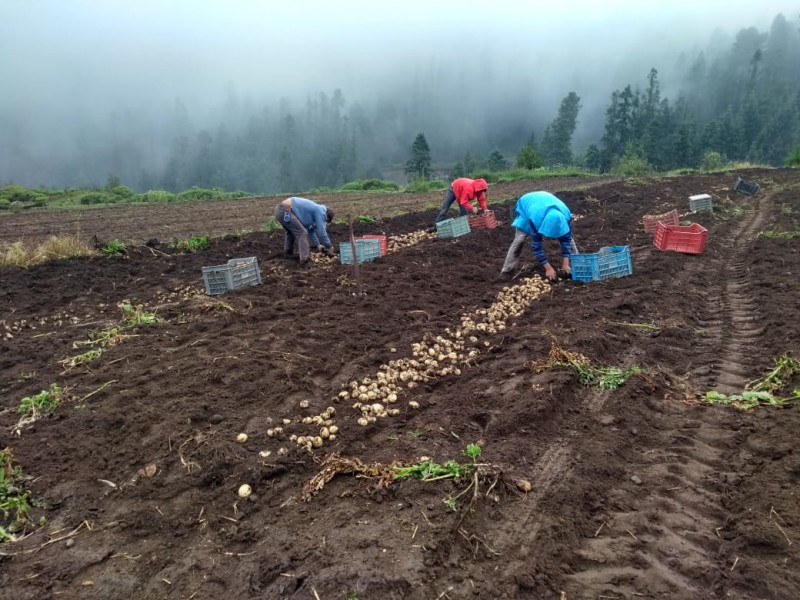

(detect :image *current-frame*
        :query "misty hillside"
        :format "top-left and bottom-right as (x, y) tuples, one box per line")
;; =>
(0, 4), (798, 195)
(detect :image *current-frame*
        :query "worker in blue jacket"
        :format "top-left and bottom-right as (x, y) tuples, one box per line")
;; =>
(274, 197), (335, 266)
(500, 191), (574, 280)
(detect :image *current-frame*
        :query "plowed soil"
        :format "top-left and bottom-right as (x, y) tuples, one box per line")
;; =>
(1, 169), (799, 600)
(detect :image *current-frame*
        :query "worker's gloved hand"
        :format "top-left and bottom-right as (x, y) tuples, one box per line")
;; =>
(544, 264), (558, 281)
(311, 245), (323, 253)
(322, 246), (336, 256)
(472, 206), (479, 215)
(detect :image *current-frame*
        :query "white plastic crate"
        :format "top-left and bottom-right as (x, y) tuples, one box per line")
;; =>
(689, 194), (713, 213)
(202, 257), (262, 295)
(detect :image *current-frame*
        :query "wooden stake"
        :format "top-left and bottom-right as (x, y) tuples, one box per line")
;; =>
(347, 214), (364, 296)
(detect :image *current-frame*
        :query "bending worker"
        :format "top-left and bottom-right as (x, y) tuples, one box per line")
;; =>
(430, 177), (488, 230)
(501, 191), (574, 281)
(274, 196), (335, 266)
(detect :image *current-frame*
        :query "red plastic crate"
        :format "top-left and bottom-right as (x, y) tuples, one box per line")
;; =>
(467, 210), (497, 230)
(642, 209), (679, 234)
(357, 235), (387, 256)
(653, 222), (708, 254)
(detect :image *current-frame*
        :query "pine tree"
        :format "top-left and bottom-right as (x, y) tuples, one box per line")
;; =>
(487, 149), (508, 172)
(404, 133), (432, 179)
(541, 92), (581, 165)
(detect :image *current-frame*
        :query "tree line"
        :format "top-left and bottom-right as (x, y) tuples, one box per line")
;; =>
(4, 13), (799, 194)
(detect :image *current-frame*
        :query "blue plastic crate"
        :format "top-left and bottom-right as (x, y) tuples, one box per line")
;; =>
(570, 246), (633, 282)
(436, 216), (471, 239)
(339, 238), (382, 264)
(202, 257), (262, 295)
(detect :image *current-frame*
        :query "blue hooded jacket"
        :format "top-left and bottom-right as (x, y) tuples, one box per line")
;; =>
(511, 191), (573, 265)
(288, 197), (332, 248)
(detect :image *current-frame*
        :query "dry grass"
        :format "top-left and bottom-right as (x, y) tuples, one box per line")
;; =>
(0, 236), (95, 267)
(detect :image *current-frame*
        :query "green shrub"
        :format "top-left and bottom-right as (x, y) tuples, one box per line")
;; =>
(110, 185), (134, 199)
(403, 178), (448, 193)
(612, 145), (651, 177)
(135, 190), (176, 203)
(786, 144), (800, 167)
(701, 151), (725, 171)
(340, 179), (401, 192)
(0, 199), (10, 210)
(177, 187), (216, 201)
(101, 240), (127, 256)
(354, 215), (379, 225)
(79, 192), (112, 205)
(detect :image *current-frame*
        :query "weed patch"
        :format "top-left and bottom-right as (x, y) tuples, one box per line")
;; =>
(703, 355), (800, 410)
(0, 448), (37, 541)
(533, 335), (642, 389)
(175, 235), (210, 252)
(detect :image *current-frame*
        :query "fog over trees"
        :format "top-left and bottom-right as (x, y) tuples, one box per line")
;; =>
(0, 2), (798, 194)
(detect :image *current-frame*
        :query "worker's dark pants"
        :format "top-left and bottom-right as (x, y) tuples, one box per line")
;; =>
(434, 187), (469, 223)
(274, 204), (310, 262)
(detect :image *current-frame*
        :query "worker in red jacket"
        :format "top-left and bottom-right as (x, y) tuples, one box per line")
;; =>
(429, 177), (488, 231)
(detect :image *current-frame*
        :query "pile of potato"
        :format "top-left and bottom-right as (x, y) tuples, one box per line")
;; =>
(386, 230), (436, 253)
(254, 275), (550, 457)
(339, 275), (551, 422)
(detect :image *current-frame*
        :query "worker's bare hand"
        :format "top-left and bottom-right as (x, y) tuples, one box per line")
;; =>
(544, 264), (557, 281)
(561, 257), (572, 276)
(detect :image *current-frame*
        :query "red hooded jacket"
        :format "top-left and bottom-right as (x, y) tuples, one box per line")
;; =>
(452, 178), (488, 211)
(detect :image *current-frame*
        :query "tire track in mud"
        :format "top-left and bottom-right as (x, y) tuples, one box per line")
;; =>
(700, 194), (770, 394)
(562, 194), (773, 597)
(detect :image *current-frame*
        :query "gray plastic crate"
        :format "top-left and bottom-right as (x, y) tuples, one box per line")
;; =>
(689, 193), (713, 213)
(733, 177), (759, 196)
(202, 257), (262, 295)
(436, 216), (471, 239)
(339, 238), (382, 264)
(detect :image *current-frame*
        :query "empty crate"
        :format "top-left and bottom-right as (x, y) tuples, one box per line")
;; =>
(467, 210), (498, 230)
(733, 177), (759, 196)
(689, 194), (713, 212)
(653, 222), (708, 254)
(202, 257), (262, 295)
(339, 238), (382, 264)
(436, 216), (471, 239)
(570, 246), (633, 282)
(642, 209), (679, 234)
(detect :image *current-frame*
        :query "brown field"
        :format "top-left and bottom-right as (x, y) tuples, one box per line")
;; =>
(1, 169), (799, 600)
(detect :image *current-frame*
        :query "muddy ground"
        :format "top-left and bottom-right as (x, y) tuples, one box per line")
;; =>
(0, 168), (798, 600)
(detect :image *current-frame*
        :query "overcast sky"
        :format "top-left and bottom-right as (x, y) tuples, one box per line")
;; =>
(1, 0), (795, 108)
(0, 0), (797, 186)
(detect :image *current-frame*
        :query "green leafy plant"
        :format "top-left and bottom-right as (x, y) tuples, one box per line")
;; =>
(60, 348), (104, 370)
(100, 239), (127, 256)
(703, 355), (800, 411)
(354, 215), (379, 225)
(534, 335), (642, 389)
(261, 217), (282, 232)
(0, 448), (34, 540)
(119, 302), (160, 326)
(175, 235), (210, 252)
(464, 443), (482, 462)
(18, 384), (63, 417)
